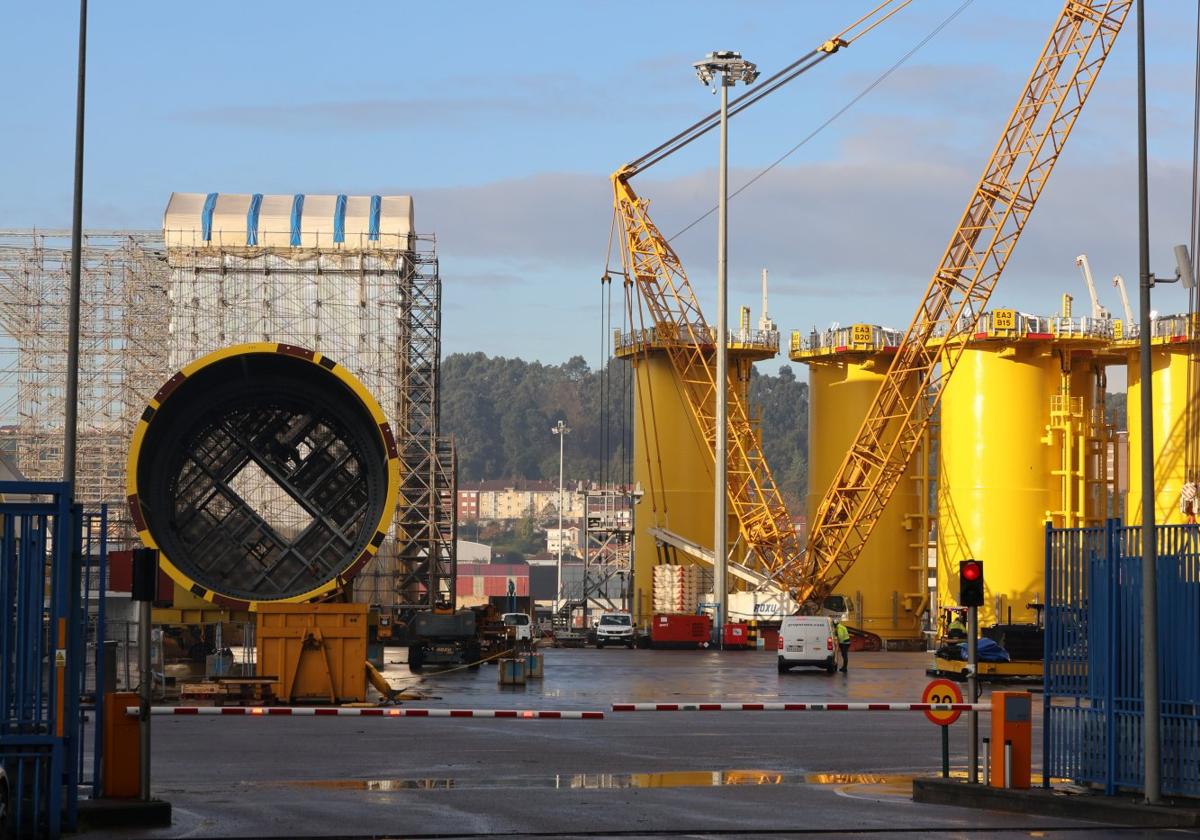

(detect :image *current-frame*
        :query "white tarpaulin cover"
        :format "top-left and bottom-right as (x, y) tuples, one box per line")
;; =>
(163, 192), (414, 251)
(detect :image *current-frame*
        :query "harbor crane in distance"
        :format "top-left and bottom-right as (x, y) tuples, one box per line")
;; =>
(1075, 254), (1111, 319)
(796, 1), (1133, 606)
(1113, 274), (1135, 325)
(607, 1), (915, 584)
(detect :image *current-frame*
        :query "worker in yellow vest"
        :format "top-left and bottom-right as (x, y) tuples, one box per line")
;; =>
(834, 618), (851, 673)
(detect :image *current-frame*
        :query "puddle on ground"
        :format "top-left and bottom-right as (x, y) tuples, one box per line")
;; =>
(280, 770), (921, 791)
(279, 769), (1069, 793)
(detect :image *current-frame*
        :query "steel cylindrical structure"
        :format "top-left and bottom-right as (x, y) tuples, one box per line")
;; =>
(1126, 339), (1192, 525)
(624, 347), (765, 625)
(803, 351), (924, 642)
(127, 343), (401, 610)
(938, 337), (1105, 627)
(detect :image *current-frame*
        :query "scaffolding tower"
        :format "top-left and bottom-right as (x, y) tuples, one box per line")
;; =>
(580, 485), (635, 614)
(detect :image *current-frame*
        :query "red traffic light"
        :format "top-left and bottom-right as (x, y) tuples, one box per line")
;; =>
(962, 561), (982, 582)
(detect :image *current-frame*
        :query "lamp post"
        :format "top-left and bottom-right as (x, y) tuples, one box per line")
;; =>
(552, 421), (570, 619)
(694, 51), (758, 646)
(1134, 0), (1195, 799)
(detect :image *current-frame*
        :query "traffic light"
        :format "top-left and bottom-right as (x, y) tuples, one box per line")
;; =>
(959, 560), (984, 607)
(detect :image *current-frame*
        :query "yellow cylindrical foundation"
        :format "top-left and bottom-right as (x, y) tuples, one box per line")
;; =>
(623, 345), (767, 627)
(802, 354), (925, 642)
(1126, 340), (1195, 525)
(938, 339), (1106, 626)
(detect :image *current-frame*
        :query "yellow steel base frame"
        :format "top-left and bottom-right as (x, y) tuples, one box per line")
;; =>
(930, 656), (1044, 683)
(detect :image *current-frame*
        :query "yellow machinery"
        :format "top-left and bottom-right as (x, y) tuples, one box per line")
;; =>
(790, 325), (927, 642)
(936, 306), (1114, 627)
(799, 1), (1131, 605)
(615, 327), (777, 624)
(128, 343), (401, 701)
(1121, 315), (1200, 525)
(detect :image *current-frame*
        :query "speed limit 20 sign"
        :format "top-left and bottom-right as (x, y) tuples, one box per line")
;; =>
(922, 678), (964, 726)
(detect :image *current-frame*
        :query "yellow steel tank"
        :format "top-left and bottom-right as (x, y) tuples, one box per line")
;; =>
(1124, 315), (1197, 526)
(792, 324), (927, 643)
(936, 309), (1111, 627)
(615, 324), (777, 626)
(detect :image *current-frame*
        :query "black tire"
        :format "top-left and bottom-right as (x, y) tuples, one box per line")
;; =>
(626, 642), (635, 649)
(595, 642), (604, 649)
(777, 659), (790, 673)
(407, 643), (425, 673)
(466, 643), (482, 670)
(825, 664), (837, 674)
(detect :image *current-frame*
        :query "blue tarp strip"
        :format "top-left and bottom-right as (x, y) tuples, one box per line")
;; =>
(246, 194), (262, 246)
(368, 195), (381, 241)
(333, 194), (347, 244)
(201, 192), (218, 242)
(290, 194), (305, 247)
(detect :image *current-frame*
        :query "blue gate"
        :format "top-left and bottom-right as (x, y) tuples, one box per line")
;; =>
(1045, 520), (1200, 796)
(0, 482), (89, 837)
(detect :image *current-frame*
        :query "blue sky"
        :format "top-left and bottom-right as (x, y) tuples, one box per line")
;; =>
(3, 1), (1199, 376)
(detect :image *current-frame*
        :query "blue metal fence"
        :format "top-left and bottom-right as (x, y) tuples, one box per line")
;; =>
(0, 482), (92, 837)
(1045, 520), (1200, 796)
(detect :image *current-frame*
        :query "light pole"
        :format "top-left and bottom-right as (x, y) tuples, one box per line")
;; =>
(694, 51), (758, 646)
(552, 421), (570, 620)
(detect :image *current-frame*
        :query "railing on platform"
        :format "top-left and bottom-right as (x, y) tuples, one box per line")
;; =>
(1044, 520), (1200, 797)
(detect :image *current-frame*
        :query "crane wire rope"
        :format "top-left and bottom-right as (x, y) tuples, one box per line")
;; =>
(668, 0), (975, 243)
(621, 0), (914, 178)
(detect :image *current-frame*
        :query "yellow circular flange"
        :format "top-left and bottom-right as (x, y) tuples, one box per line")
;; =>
(127, 343), (400, 611)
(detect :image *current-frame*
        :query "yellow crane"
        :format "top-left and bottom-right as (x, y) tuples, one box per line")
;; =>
(796, 0), (1133, 604)
(609, 2), (913, 580)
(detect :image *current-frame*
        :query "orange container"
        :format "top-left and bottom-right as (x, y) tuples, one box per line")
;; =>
(102, 692), (141, 798)
(256, 603), (368, 703)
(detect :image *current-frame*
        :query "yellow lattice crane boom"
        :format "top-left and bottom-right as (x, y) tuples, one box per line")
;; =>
(610, 2), (914, 578)
(796, 0), (1132, 604)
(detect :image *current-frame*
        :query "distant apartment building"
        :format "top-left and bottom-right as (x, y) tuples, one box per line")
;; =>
(457, 478), (584, 522)
(545, 526), (581, 556)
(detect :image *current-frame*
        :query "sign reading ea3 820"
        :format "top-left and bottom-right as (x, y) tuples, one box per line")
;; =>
(922, 678), (964, 726)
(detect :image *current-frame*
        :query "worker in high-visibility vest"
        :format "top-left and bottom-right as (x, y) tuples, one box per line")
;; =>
(834, 618), (851, 673)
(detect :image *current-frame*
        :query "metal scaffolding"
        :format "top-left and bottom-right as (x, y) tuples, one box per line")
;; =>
(580, 485), (635, 613)
(0, 231), (170, 544)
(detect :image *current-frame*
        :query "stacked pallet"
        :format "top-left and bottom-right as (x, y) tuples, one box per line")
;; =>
(652, 565), (712, 613)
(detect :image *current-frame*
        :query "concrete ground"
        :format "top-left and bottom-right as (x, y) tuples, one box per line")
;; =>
(88, 649), (1190, 839)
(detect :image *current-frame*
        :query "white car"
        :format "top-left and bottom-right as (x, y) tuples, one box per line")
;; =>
(594, 612), (637, 648)
(501, 612), (532, 642)
(777, 615), (842, 674)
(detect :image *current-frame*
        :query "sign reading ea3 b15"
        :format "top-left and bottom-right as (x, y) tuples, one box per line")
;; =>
(922, 678), (964, 726)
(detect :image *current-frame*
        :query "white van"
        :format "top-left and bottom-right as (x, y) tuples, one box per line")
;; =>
(777, 615), (842, 674)
(594, 611), (637, 648)
(501, 613), (532, 642)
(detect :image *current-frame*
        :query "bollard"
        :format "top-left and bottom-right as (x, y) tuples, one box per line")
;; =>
(982, 737), (990, 786)
(524, 653), (544, 679)
(990, 691), (1032, 789)
(498, 657), (527, 686)
(102, 692), (141, 798)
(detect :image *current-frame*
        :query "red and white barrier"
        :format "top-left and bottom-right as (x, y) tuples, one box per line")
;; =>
(126, 706), (604, 719)
(610, 702), (989, 712)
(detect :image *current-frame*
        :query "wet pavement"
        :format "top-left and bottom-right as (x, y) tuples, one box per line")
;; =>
(88, 648), (1154, 839)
